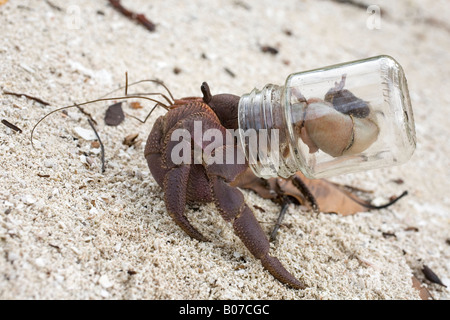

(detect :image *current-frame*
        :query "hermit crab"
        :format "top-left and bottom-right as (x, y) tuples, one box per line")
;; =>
(30, 75), (405, 290)
(294, 74), (379, 158)
(144, 83), (306, 289)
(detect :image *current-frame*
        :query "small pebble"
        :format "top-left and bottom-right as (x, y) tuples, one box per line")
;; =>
(7, 252), (20, 262)
(44, 159), (54, 168)
(100, 289), (110, 298)
(89, 207), (98, 215)
(20, 63), (36, 74)
(35, 258), (46, 268)
(22, 194), (37, 205)
(73, 127), (97, 141)
(98, 275), (113, 289)
(91, 141), (100, 148)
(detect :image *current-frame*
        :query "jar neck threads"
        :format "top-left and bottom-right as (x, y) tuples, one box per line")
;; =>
(238, 84), (306, 179)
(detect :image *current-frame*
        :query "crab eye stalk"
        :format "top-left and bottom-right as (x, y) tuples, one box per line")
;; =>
(238, 55), (416, 179)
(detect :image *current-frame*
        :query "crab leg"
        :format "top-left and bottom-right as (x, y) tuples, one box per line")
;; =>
(206, 147), (305, 289)
(163, 165), (208, 242)
(209, 175), (305, 289)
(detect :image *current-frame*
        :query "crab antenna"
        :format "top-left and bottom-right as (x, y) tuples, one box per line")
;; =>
(100, 78), (175, 105)
(125, 72), (129, 96)
(31, 95), (169, 151)
(125, 102), (164, 124)
(349, 190), (408, 210)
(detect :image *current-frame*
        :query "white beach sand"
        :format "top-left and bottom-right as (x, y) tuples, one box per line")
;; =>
(0, 0), (449, 299)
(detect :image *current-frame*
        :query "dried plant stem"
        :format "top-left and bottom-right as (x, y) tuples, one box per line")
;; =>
(3, 90), (50, 106)
(87, 119), (105, 173)
(270, 197), (292, 242)
(1, 119), (22, 133)
(108, 0), (156, 32)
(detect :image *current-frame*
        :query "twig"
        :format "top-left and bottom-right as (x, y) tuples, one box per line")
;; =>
(125, 72), (128, 96)
(87, 119), (105, 173)
(45, 0), (63, 11)
(108, 0), (156, 32)
(3, 90), (50, 106)
(351, 190), (408, 210)
(330, 0), (367, 10)
(224, 67), (236, 78)
(270, 197), (292, 242)
(1, 119), (22, 133)
(331, 182), (374, 194)
(75, 105), (98, 126)
(260, 45), (279, 55)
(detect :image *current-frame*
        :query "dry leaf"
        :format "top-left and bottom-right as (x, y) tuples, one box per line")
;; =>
(233, 169), (369, 215)
(282, 172), (369, 215)
(412, 276), (433, 300)
(422, 265), (447, 288)
(123, 133), (139, 146)
(104, 102), (124, 126)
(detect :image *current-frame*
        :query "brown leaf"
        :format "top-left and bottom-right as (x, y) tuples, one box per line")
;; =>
(104, 102), (124, 126)
(233, 169), (369, 215)
(283, 172), (369, 215)
(123, 133), (139, 146)
(412, 276), (433, 300)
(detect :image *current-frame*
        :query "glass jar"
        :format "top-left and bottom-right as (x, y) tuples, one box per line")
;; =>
(238, 55), (416, 179)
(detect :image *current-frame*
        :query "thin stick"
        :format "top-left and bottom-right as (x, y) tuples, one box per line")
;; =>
(45, 0), (62, 11)
(3, 90), (50, 106)
(87, 119), (105, 173)
(75, 105), (97, 126)
(125, 72), (128, 96)
(1, 119), (23, 133)
(331, 182), (374, 194)
(351, 190), (409, 210)
(108, 0), (156, 32)
(270, 197), (292, 242)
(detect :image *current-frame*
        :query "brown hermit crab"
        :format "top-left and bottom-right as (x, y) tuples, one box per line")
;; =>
(142, 77), (405, 289)
(144, 82), (306, 289)
(31, 75), (406, 290)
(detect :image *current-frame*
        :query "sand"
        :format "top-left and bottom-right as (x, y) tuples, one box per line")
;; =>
(0, 0), (449, 300)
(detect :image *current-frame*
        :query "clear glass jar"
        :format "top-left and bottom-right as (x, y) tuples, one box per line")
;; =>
(238, 55), (416, 179)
